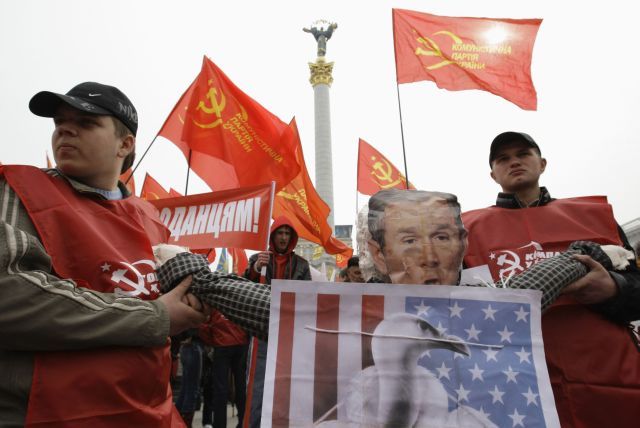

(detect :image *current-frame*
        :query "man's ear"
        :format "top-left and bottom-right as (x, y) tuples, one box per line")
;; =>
(490, 168), (497, 183)
(540, 157), (547, 173)
(117, 135), (135, 159)
(368, 239), (388, 275)
(460, 234), (469, 265)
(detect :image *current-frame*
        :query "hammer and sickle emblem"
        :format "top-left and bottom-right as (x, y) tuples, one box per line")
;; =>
(276, 190), (299, 202)
(370, 156), (404, 189)
(496, 250), (525, 280)
(414, 30), (462, 70)
(192, 79), (226, 129)
(143, 191), (160, 201)
(111, 260), (156, 296)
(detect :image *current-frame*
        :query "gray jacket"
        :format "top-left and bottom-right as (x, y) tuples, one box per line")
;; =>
(0, 170), (169, 427)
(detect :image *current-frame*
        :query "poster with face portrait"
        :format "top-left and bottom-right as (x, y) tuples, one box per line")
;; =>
(262, 280), (559, 428)
(357, 189), (472, 285)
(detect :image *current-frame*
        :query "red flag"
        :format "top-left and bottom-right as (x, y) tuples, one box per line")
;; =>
(393, 8), (542, 110)
(158, 56), (300, 191)
(140, 173), (216, 261)
(357, 139), (415, 195)
(119, 169), (135, 196)
(230, 247), (249, 275)
(272, 119), (352, 260)
(148, 183), (273, 251)
(335, 253), (349, 268)
(140, 173), (171, 200)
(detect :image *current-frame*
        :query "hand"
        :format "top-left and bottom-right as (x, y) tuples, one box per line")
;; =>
(561, 254), (618, 304)
(255, 252), (271, 271)
(159, 276), (208, 336)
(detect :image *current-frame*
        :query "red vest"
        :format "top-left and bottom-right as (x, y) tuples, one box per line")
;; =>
(2, 166), (183, 428)
(463, 197), (640, 428)
(199, 310), (248, 347)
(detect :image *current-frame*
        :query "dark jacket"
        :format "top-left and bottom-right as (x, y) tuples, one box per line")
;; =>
(244, 215), (311, 284)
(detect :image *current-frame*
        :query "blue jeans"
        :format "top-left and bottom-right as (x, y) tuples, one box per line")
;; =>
(202, 344), (248, 428)
(248, 339), (268, 428)
(175, 340), (203, 413)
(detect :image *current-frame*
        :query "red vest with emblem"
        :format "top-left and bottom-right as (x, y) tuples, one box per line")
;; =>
(2, 165), (184, 428)
(462, 197), (640, 428)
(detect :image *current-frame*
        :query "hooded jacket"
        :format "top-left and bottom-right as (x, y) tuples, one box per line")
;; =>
(245, 216), (311, 284)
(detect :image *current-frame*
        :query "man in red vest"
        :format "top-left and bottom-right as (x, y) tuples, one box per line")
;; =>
(462, 131), (640, 428)
(0, 82), (216, 427)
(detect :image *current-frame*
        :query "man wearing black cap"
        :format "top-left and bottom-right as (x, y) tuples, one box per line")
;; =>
(462, 131), (640, 428)
(0, 82), (250, 426)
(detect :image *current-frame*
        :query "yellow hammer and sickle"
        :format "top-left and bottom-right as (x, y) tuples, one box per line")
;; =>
(277, 190), (296, 200)
(371, 157), (403, 189)
(414, 30), (462, 70)
(176, 82), (228, 128)
(193, 81), (226, 129)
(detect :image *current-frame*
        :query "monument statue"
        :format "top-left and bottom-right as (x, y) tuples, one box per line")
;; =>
(303, 21), (338, 57)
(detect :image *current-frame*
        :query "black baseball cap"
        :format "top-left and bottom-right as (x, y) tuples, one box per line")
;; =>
(489, 131), (540, 166)
(29, 82), (138, 136)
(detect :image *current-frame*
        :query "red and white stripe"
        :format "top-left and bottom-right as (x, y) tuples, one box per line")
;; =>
(263, 282), (407, 427)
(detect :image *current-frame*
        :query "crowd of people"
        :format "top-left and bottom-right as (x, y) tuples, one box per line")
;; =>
(1, 80), (638, 428)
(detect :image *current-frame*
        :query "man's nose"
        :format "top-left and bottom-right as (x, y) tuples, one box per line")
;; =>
(54, 122), (78, 137)
(508, 157), (521, 167)
(417, 243), (439, 267)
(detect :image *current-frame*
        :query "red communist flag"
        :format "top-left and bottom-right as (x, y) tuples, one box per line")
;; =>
(158, 56), (300, 191)
(230, 247), (249, 275)
(273, 118), (352, 260)
(357, 139), (415, 196)
(393, 8), (542, 110)
(140, 173), (171, 200)
(169, 188), (182, 198)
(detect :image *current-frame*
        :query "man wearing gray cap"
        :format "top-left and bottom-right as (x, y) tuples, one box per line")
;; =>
(462, 131), (640, 428)
(0, 82), (268, 427)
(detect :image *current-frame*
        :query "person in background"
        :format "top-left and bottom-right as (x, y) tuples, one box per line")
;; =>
(199, 310), (249, 428)
(174, 328), (204, 427)
(345, 256), (365, 283)
(243, 216), (311, 428)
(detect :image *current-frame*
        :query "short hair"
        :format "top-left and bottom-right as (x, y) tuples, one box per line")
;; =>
(347, 256), (360, 269)
(112, 116), (135, 174)
(368, 189), (466, 250)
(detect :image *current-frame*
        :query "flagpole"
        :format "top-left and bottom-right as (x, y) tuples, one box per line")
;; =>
(394, 83), (410, 189)
(391, 11), (410, 189)
(355, 140), (360, 231)
(125, 135), (159, 185)
(260, 181), (277, 281)
(185, 149), (192, 196)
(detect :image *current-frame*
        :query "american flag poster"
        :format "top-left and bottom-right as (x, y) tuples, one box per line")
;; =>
(263, 280), (559, 428)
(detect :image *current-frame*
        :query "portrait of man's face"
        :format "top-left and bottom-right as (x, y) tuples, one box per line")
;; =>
(368, 194), (467, 285)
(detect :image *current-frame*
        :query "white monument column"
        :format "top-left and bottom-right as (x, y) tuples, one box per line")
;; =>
(309, 59), (335, 229)
(305, 21), (338, 230)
